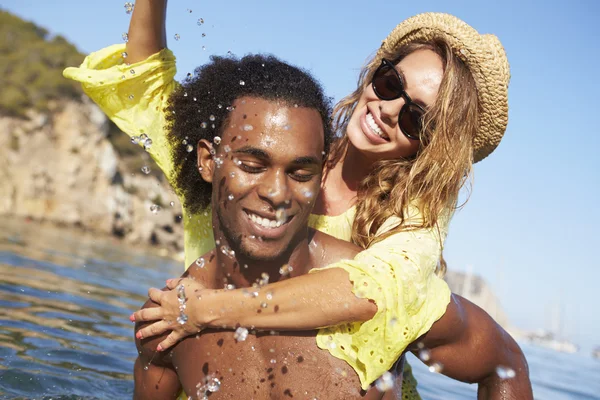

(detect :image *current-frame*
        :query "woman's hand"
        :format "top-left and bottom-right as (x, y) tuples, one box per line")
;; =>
(130, 277), (208, 351)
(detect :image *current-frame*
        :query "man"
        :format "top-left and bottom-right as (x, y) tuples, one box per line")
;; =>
(133, 55), (531, 399)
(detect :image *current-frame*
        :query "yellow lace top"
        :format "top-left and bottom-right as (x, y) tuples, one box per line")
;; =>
(64, 44), (451, 393)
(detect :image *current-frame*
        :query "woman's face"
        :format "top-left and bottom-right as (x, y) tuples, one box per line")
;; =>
(346, 49), (444, 161)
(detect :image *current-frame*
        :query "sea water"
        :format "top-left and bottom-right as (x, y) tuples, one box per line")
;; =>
(1, 218), (599, 399)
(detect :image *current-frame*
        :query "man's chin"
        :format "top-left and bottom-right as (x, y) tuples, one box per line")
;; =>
(238, 242), (287, 264)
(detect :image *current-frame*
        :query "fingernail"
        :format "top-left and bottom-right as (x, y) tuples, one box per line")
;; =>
(136, 331), (143, 339)
(166, 279), (172, 285)
(156, 344), (163, 352)
(129, 314), (135, 322)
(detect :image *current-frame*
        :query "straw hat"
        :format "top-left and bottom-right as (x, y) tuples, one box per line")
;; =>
(372, 13), (510, 163)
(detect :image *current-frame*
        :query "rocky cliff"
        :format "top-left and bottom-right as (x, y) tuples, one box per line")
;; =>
(0, 98), (185, 258)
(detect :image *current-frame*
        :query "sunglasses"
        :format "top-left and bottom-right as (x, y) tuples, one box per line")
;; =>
(371, 58), (426, 141)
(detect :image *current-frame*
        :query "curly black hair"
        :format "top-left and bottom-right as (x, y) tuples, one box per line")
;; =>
(165, 54), (334, 214)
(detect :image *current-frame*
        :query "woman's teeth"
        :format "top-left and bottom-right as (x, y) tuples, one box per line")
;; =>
(247, 212), (286, 228)
(366, 112), (389, 140)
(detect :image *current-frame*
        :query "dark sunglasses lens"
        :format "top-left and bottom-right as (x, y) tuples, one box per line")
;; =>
(372, 64), (403, 100)
(400, 104), (424, 140)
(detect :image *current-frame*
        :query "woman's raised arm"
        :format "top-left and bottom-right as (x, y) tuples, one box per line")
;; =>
(126, 0), (168, 64)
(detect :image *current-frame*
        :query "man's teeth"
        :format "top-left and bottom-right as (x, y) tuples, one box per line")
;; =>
(247, 212), (286, 228)
(366, 112), (389, 140)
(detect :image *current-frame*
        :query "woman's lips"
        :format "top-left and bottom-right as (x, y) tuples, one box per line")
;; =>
(360, 110), (390, 144)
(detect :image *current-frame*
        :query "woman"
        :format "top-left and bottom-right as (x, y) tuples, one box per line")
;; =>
(64, 3), (510, 398)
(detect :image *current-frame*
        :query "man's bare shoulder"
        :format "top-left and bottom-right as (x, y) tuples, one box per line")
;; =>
(309, 229), (361, 267)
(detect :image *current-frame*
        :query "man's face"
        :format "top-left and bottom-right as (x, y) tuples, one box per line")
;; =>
(203, 96), (325, 262)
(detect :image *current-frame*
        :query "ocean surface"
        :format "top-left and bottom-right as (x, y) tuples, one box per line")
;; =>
(1, 218), (599, 400)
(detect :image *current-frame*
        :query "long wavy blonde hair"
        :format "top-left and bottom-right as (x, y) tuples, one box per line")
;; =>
(327, 39), (479, 276)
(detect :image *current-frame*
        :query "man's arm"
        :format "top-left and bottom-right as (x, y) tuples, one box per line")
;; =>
(133, 298), (182, 400)
(413, 294), (533, 400)
(126, 0), (168, 63)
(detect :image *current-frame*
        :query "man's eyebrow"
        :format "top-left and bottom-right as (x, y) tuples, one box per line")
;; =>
(397, 67), (430, 110)
(232, 146), (271, 160)
(293, 156), (321, 166)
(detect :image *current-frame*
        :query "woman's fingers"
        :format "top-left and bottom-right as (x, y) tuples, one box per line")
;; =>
(157, 330), (189, 352)
(148, 287), (165, 303)
(136, 320), (172, 340)
(165, 278), (183, 289)
(131, 306), (163, 323)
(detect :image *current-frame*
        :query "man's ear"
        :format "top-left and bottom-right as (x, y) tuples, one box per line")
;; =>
(197, 139), (215, 183)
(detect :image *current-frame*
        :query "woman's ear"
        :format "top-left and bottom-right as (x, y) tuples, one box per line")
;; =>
(197, 139), (215, 183)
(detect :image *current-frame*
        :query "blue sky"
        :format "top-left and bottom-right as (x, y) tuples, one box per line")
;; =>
(3, 0), (599, 352)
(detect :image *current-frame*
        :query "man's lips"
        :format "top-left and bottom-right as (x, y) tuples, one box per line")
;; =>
(243, 209), (294, 239)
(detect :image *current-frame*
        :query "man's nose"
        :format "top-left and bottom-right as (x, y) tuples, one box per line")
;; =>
(258, 169), (292, 208)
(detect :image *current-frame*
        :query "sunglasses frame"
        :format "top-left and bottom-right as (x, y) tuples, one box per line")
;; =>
(371, 58), (426, 141)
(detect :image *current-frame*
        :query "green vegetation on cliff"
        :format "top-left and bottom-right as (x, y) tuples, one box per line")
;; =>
(0, 10), (84, 117)
(0, 10), (163, 178)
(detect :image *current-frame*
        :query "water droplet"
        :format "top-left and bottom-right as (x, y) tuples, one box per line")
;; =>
(275, 207), (287, 224)
(220, 245), (235, 258)
(226, 194), (234, 201)
(217, 104), (223, 109)
(150, 204), (160, 214)
(234, 327), (249, 342)
(229, 172), (236, 178)
(242, 124), (253, 131)
(209, 115), (216, 121)
(201, 122), (208, 129)
(197, 18), (204, 25)
(121, 51), (128, 58)
(266, 291), (273, 300)
(128, 94), (134, 100)
(213, 136), (221, 145)
(141, 166), (151, 174)
(283, 124), (291, 130)
(174, 33), (181, 41)
(239, 80), (245, 86)
(186, 144), (194, 152)
(222, 145), (230, 153)
(206, 376), (221, 392)
(143, 138), (153, 150)
(195, 257), (205, 268)
(375, 371), (394, 392)
(177, 314), (188, 324)
(122, 32), (129, 42)
(495, 365), (516, 380)
(279, 264), (293, 276)
(302, 189), (314, 198)
(183, 92), (188, 97)
(202, 46), (206, 51)
(170, 201), (175, 207)
(418, 349), (431, 362)
(202, 33), (206, 37)
(124, 2), (134, 14)
(233, 157), (242, 166)
(258, 272), (270, 287)
(143, 365), (149, 371)
(428, 362), (443, 373)
(131, 136), (140, 144)
(130, 69), (135, 75)
(187, 8), (192, 13)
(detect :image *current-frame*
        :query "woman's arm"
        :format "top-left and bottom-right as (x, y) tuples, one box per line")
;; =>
(133, 267), (377, 346)
(126, 0), (168, 63)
